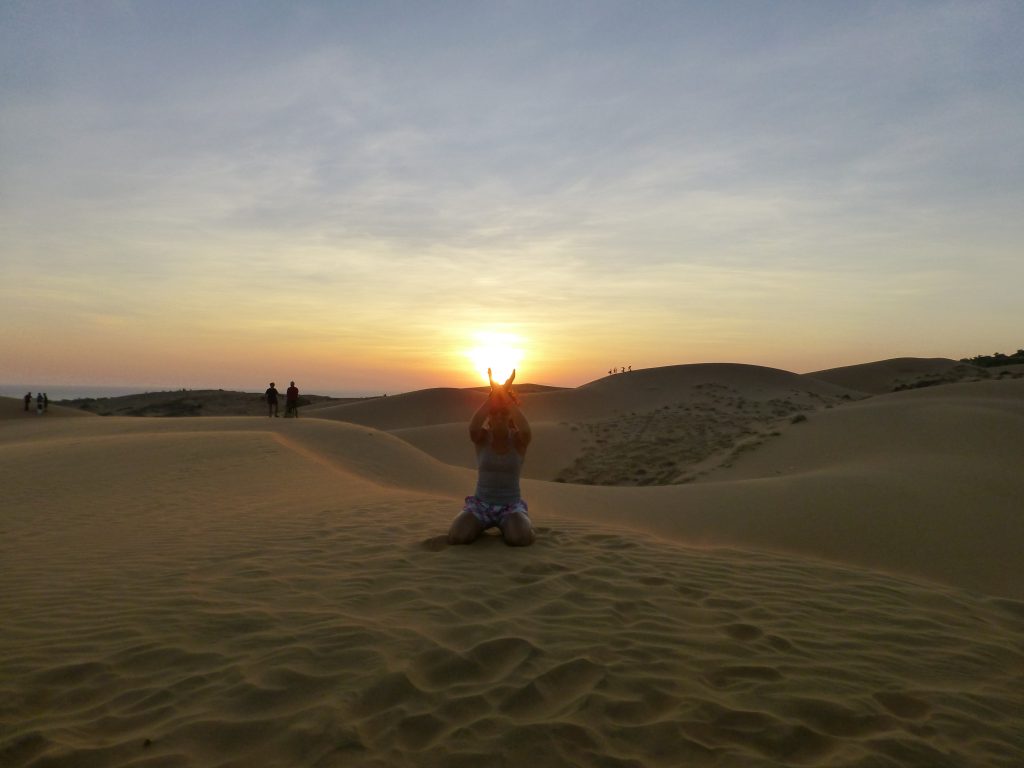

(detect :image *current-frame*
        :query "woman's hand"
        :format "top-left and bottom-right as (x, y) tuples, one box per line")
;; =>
(488, 368), (517, 406)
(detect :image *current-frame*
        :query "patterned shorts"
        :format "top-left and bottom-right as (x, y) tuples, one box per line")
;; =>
(463, 496), (530, 530)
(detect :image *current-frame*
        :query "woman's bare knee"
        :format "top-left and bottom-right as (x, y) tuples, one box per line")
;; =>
(448, 511), (483, 545)
(501, 514), (535, 547)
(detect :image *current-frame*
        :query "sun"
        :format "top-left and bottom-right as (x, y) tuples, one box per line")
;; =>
(465, 331), (524, 385)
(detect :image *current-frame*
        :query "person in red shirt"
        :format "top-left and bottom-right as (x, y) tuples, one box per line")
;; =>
(285, 381), (300, 417)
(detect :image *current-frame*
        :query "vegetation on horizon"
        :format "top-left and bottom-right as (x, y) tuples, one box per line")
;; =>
(960, 349), (1024, 367)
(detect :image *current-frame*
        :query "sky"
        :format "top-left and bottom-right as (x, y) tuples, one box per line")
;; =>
(2, 1), (1022, 395)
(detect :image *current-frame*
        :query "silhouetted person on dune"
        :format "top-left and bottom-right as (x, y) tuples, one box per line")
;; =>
(265, 382), (279, 417)
(285, 381), (299, 417)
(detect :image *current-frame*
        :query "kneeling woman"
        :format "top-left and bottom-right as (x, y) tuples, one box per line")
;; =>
(448, 370), (534, 547)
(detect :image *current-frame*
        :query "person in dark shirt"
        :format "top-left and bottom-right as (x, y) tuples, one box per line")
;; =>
(285, 381), (299, 417)
(265, 382), (279, 417)
(24, 392), (31, 411)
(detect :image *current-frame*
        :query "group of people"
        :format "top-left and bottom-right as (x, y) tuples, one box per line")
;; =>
(24, 392), (48, 415)
(264, 381), (301, 417)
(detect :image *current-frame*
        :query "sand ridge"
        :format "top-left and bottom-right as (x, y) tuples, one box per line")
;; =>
(317, 364), (868, 486)
(804, 357), (996, 394)
(0, 396), (95, 420)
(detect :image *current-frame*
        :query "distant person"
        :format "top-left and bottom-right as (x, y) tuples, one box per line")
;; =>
(265, 382), (279, 417)
(285, 381), (299, 417)
(24, 392), (31, 411)
(43, 393), (49, 411)
(36, 392), (44, 415)
(448, 368), (534, 547)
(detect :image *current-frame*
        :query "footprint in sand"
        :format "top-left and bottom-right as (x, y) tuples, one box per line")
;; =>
(766, 634), (795, 652)
(638, 575), (670, 586)
(499, 658), (605, 719)
(420, 535), (448, 551)
(703, 664), (783, 689)
(352, 671), (427, 717)
(703, 597), (756, 610)
(674, 584), (709, 600)
(873, 691), (932, 719)
(408, 637), (539, 690)
(723, 623), (763, 641)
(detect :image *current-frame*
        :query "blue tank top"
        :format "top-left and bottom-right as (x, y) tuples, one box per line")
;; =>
(474, 431), (523, 506)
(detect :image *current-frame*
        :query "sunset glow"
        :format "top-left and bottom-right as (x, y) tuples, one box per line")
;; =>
(465, 332), (524, 385)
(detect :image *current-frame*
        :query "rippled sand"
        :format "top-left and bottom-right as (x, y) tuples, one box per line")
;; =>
(4, 495), (1023, 767)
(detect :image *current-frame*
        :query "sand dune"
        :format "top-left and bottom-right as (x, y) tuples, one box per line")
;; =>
(523, 362), (863, 425)
(707, 377), (1024, 480)
(316, 364), (862, 429)
(804, 357), (988, 394)
(319, 364), (868, 485)
(515, 378), (1024, 598)
(313, 388), (485, 430)
(0, 395), (96, 420)
(2, 367), (1023, 766)
(49, 390), (348, 417)
(391, 421), (586, 482)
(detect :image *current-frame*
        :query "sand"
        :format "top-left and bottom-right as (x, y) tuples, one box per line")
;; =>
(2, 358), (1023, 767)
(1, 397), (95, 420)
(51, 390), (347, 418)
(804, 357), (996, 394)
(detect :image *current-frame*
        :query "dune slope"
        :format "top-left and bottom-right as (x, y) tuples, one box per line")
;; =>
(0, 395), (95, 420)
(804, 357), (988, 394)
(315, 364), (869, 485)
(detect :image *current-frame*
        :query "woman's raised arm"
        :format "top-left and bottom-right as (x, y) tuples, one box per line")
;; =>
(469, 397), (490, 442)
(508, 402), (531, 449)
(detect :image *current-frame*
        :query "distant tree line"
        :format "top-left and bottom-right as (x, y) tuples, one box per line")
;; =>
(960, 349), (1024, 367)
